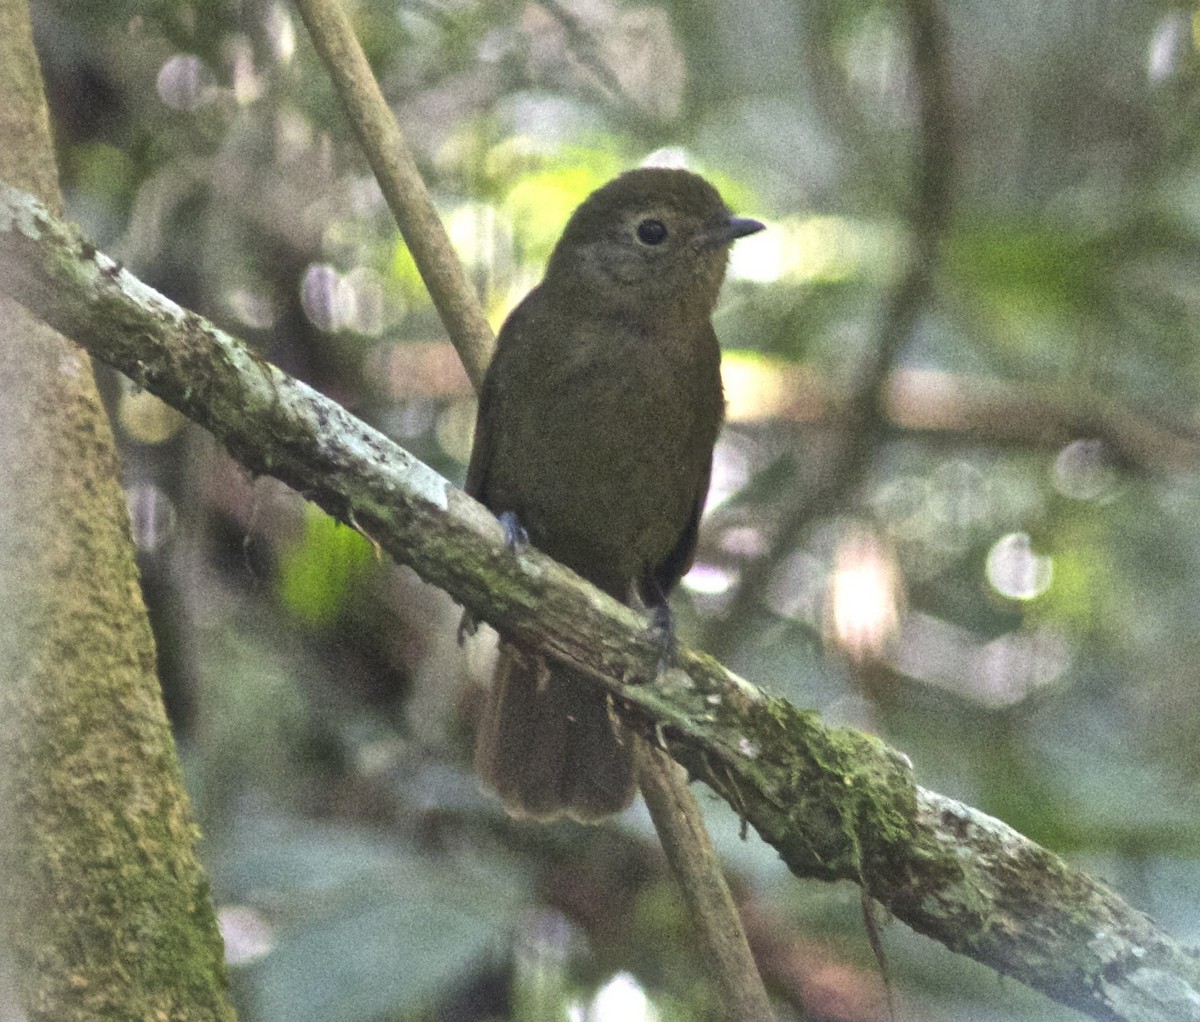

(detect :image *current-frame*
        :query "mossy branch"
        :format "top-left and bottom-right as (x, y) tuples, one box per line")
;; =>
(2, 184), (1199, 1022)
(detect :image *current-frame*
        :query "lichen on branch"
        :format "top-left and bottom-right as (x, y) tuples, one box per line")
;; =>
(2, 184), (1199, 1022)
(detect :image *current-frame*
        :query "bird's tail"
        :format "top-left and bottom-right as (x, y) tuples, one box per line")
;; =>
(475, 646), (636, 822)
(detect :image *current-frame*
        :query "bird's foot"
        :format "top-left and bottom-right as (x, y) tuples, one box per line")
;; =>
(498, 510), (529, 551)
(457, 608), (478, 646)
(649, 603), (678, 675)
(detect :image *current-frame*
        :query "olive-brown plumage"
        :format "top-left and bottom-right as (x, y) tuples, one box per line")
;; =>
(466, 167), (763, 821)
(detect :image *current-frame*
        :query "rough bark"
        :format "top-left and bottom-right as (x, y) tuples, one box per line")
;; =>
(2, 187), (1196, 1022)
(0, 3), (234, 1018)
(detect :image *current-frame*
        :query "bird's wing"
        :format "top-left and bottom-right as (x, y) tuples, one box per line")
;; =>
(641, 452), (713, 606)
(464, 288), (541, 502)
(464, 359), (500, 502)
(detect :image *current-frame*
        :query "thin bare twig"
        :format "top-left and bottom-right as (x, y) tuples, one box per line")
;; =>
(631, 737), (775, 1022)
(291, 0), (494, 388)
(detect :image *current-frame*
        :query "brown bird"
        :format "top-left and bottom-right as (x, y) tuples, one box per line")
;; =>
(466, 167), (763, 821)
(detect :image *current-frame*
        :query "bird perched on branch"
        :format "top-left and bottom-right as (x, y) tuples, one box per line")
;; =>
(466, 167), (764, 822)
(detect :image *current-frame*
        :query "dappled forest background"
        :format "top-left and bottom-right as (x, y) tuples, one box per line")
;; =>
(26, 0), (1200, 1018)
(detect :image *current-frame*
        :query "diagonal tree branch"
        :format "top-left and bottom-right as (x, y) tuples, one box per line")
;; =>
(2, 185), (1199, 1022)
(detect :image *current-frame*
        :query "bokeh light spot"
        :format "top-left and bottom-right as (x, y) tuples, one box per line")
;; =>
(590, 972), (656, 1022)
(986, 532), (1052, 600)
(218, 904), (275, 965)
(156, 54), (216, 111)
(827, 529), (904, 663)
(118, 387), (186, 445)
(125, 483), (177, 552)
(227, 288), (279, 330)
(299, 263), (384, 334)
(265, 2), (296, 64)
(682, 562), (736, 596)
(1052, 439), (1116, 501)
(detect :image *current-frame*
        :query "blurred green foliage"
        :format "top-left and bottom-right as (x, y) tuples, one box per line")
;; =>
(279, 506), (377, 627)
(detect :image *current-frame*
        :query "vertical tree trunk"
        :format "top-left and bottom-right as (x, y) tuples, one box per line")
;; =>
(0, 0), (236, 1017)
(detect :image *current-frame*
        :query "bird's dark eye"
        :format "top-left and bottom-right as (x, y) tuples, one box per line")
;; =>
(636, 218), (668, 245)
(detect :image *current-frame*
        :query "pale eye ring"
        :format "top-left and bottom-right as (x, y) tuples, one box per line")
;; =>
(636, 218), (668, 245)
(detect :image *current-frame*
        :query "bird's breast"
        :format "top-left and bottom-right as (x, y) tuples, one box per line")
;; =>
(490, 321), (721, 593)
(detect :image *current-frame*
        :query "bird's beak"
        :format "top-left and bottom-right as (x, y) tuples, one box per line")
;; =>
(707, 216), (766, 247)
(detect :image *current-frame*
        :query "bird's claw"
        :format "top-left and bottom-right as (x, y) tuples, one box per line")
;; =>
(457, 608), (479, 646)
(498, 511), (529, 551)
(649, 603), (678, 675)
